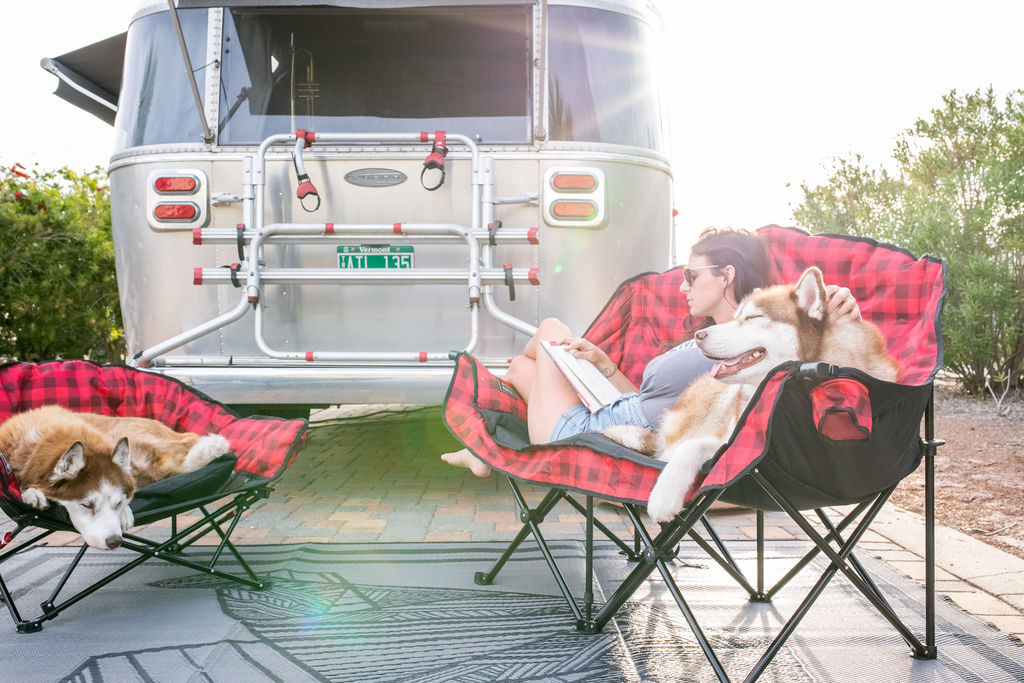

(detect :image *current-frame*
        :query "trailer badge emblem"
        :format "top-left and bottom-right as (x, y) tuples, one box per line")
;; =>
(344, 168), (408, 188)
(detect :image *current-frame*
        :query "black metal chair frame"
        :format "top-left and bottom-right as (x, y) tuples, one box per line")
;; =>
(472, 377), (942, 683)
(0, 476), (276, 634)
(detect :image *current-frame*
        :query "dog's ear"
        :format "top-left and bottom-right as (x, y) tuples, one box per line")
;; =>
(111, 437), (132, 474)
(51, 442), (86, 482)
(795, 267), (827, 321)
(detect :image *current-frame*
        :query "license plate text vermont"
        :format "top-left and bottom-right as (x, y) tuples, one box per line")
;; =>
(338, 245), (414, 269)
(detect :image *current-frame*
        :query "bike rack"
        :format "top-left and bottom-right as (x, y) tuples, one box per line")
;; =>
(130, 130), (539, 368)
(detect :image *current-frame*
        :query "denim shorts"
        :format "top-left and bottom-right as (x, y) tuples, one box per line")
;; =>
(549, 392), (655, 442)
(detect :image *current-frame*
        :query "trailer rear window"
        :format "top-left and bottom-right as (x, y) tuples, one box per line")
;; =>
(218, 7), (532, 145)
(547, 7), (665, 153)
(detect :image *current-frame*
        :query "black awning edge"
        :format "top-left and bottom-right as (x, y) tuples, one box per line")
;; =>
(40, 31), (127, 127)
(40, 57), (118, 126)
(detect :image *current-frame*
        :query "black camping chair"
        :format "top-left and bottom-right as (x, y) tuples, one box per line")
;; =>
(0, 360), (307, 633)
(443, 226), (946, 681)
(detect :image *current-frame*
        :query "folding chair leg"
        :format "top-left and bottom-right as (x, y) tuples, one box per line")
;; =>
(562, 494), (643, 561)
(474, 482), (565, 586)
(922, 389), (942, 659)
(591, 498), (731, 682)
(750, 471), (932, 668)
(688, 518), (761, 600)
(761, 500), (871, 601)
(0, 527), (59, 633)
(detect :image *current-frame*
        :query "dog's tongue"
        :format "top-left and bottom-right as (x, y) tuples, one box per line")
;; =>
(711, 349), (764, 379)
(711, 360), (738, 379)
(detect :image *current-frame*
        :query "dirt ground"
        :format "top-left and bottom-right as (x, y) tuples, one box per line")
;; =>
(889, 381), (1024, 560)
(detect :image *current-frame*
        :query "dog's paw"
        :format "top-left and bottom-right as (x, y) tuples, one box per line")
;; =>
(120, 504), (135, 531)
(646, 441), (714, 522)
(185, 434), (231, 471)
(20, 487), (49, 510)
(646, 477), (684, 523)
(601, 425), (660, 455)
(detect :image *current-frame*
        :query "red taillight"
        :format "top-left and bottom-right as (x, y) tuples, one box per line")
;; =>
(153, 175), (198, 193)
(154, 203), (199, 221)
(550, 172), (598, 191)
(551, 200), (597, 219)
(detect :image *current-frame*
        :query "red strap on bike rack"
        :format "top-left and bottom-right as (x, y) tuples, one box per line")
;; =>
(528, 226), (539, 245)
(529, 267), (540, 285)
(193, 268), (203, 285)
(296, 177), (318, 199)
(305, 351), (315, 362)
(421, 130), (448, 191)
(295, 128), (316, 148)
(193, 227), (203, 245)
(419, 352), (428, 363)
(325, 222), (335, 234)
(393, 222), (403, 234)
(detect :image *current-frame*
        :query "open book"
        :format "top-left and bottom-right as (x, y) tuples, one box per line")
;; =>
(540, 340), (624, 413)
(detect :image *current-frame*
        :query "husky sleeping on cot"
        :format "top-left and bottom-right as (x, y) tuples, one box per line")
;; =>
(0, 406), (229, 549)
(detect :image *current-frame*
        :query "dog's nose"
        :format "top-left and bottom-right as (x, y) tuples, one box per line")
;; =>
(694, 329), (708, 341)
(105, 536), (123, 549)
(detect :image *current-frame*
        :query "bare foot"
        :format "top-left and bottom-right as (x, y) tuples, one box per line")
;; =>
(441, 448), (492, 477)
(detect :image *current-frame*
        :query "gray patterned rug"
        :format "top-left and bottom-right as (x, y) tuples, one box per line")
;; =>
(1, 540), (1021, 682)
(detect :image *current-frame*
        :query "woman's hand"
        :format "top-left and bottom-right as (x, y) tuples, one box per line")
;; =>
(825, 284), (861, 321)
(559, 337), (616, 377)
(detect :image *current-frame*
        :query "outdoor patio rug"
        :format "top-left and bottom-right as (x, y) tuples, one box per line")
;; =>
(2, 540), (1022, 682)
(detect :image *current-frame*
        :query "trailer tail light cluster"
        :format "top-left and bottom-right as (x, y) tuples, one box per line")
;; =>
(146, 169), (208, 231)
(543, 167), (605, 228)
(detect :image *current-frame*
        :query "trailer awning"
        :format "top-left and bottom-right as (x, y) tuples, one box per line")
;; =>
(40, 32), (127, 126)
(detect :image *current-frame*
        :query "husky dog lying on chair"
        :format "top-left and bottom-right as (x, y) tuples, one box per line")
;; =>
(0, 406), (229, 549)
(604, 267), (899, 522)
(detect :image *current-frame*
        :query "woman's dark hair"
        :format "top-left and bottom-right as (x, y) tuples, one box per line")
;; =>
(672, 228), (773, 346)
(690, 227), (772, 303)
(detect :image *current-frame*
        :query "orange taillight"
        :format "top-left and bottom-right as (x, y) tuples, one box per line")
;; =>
(551, 200), (597, 219)
(153, 203), (199, 221)
(153, 175), (199, 194)
(550, 172), (598, 191)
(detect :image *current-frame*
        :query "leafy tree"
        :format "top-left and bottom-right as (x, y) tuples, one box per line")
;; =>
(0, 164), (124, 363)
(794, 88), (1024, 394)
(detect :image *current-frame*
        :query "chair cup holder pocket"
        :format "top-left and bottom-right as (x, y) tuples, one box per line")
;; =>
(810, 378), (872, 444)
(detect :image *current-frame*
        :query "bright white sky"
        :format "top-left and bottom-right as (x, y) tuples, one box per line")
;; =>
(2, 1), (1022, 246)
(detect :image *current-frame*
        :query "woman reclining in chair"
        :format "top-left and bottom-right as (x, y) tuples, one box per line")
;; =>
(442, 228), (862, 477)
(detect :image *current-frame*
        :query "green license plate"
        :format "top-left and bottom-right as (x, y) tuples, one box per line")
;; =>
(337, 245), (414, 269)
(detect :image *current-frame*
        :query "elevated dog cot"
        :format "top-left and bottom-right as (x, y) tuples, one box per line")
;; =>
(0, 360), (307, 633)
(443, 226), (946, 681)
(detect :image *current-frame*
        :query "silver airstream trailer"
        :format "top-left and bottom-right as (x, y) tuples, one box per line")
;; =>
(43, 0), (673, 412)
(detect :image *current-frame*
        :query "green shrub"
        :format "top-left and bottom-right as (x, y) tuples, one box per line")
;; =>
(794, 88), (1024, 394)
(0, 164), (124, 363)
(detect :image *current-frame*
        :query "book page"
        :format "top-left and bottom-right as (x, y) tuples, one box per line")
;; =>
(540, 341), (623, 413)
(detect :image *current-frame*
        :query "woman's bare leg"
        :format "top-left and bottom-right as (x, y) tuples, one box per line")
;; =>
(522, 319), (583, 443)
(442, 318), (578, 473)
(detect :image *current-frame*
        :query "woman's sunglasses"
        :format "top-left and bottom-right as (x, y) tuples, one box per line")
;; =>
(683, 264), (723, 286)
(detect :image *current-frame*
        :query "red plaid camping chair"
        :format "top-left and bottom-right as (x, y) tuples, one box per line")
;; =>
(443, 226), (946, 681)
(0, 360), (307, 633)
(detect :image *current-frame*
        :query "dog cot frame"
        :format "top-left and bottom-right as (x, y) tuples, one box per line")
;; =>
(0, 360), (307, 634)
(443, 226), (946, 681)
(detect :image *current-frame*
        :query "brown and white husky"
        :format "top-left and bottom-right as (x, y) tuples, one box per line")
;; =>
(603, 267), (899, 522)
(0, 406), (229, 549)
